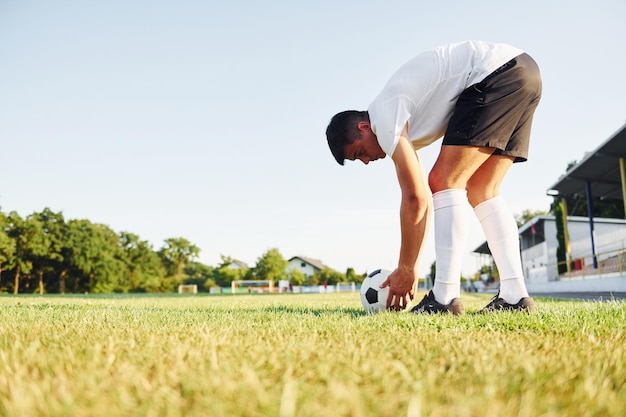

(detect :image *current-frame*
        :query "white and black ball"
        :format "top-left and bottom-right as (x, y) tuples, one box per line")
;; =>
(360, 269), (391, 313)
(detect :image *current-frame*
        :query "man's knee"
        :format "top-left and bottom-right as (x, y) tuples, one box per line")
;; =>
(427, 169), (444, 193)
(428, 167), (463, 193)
(466, 180), (497, 207)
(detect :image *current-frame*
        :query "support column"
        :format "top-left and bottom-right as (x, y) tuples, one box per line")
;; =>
(585, 181), (598, 269)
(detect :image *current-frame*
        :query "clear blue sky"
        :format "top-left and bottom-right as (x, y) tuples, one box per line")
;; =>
(1, 0), (625, 277)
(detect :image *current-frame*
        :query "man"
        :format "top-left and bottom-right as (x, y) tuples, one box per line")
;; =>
(326, 40), (541, 314)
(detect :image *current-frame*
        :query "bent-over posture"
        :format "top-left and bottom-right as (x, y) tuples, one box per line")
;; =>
(326, 40), (542, 314)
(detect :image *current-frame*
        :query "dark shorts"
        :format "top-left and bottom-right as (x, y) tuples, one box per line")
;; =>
(443, 53), (542, 162)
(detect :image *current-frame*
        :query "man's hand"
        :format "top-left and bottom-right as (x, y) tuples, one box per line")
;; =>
(381, 268), (417, 311)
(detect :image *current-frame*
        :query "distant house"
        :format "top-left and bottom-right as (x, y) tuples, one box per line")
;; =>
(287, 256), (327, 278)
(227, 260), (249, 270)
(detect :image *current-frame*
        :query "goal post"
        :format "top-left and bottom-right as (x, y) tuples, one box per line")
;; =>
(231, 280), (274, 294)
(178, 284), (198, 294)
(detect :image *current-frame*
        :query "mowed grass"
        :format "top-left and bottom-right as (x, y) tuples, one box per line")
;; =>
(1, 292), (625, 417)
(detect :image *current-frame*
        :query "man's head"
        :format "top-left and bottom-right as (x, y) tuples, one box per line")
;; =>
(326, 110), (386, 165)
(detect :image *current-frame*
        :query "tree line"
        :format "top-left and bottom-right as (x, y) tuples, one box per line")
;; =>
(0, 208), (363, 294)
(9, 195), (606, 294)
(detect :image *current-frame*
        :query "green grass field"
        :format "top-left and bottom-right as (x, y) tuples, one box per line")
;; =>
(1, 292), (625, 417)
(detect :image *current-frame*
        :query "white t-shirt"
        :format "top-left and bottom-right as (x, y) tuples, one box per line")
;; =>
(368, 41), (524, 157)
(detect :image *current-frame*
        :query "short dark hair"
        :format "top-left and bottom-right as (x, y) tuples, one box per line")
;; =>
(325, 110), (369, 165)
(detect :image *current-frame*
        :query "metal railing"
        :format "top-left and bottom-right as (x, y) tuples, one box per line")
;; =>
(554, 248), (626, 279)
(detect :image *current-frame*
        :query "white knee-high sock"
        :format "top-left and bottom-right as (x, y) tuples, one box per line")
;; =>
(432, 189), (469, 305)
(474, 196), (529, 303)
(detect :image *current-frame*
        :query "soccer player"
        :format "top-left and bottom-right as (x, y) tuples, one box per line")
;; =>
(326, 41), (541, 314)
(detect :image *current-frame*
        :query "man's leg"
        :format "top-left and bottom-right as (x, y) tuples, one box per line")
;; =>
(431, 188), (469, 304)
(468, 156), (531, 306)
(474, 196), (529, 303)
(426, 53), (541, 311)
(428, 146), (494, 305)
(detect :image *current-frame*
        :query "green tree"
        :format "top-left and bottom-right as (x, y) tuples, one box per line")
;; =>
(30, 208), (67, 294)
(203, 277), (218, 292)
(6, 212), (46, 294)
(90, 224), (126, 293)
(63, 220), (125, 293)
(118, 232), (164, 292)
(515, 209), (548, 228)
(182, 261), (214, 292)
(0, 211), (16, 292)
(345, 267), (361, 283)
(214, 255), (248, 287)
(57, 219), (80, 294)
(159, 237), (200, 277)
(253, 248), (287, 282)
(62, 219), (94, 292)
(551, 198), (569, 274)
(304, 273), (319, 286)
(288, 269), (306, 286)
(183, 260), (214, 280)
(315, 267), (345, 286)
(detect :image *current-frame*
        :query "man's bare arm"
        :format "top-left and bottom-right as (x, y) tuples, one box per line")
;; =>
(382, 125), (432, 310)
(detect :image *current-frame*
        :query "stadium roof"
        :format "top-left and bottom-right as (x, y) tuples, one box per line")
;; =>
(546, 122), (626, 202)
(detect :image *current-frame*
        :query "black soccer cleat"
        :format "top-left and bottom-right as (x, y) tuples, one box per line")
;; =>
(481, 294), (536, 313)
(410, 290), (464, 315)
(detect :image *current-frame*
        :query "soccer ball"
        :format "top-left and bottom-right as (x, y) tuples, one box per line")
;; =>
(360, 269), (391, 313)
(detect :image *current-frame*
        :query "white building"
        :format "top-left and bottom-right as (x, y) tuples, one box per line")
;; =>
(286, 256), (327, 278)
(519, 215), (626, 283)
(474, 215), (626, 293)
